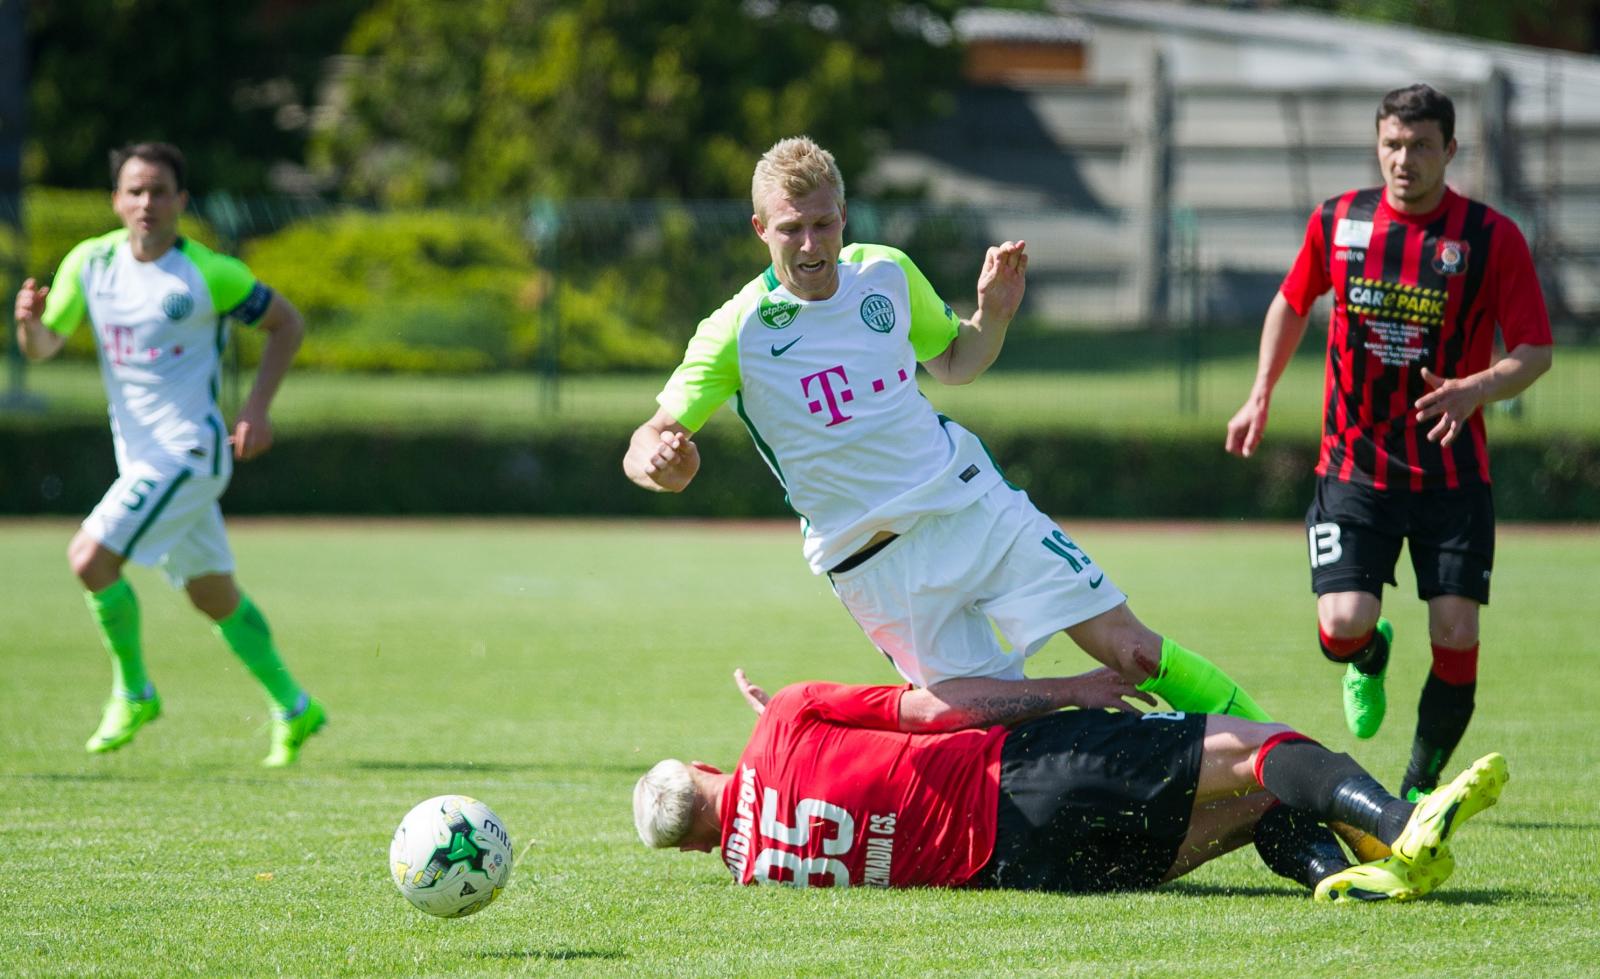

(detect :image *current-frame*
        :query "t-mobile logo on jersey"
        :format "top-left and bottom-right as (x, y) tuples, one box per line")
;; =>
(102, 324), (137, 365)
(800, 365), (912, 427)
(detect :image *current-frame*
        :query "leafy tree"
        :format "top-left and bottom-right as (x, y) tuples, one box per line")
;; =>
(312, 0), (964, 204)
(24, 0), (364, 191)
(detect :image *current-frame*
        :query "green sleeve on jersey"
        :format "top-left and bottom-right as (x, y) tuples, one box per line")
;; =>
(657, 276), (768, 432)
(843, 243), (961, 361)
(40, 230), (125, 336)
(179, 238), (263, 325)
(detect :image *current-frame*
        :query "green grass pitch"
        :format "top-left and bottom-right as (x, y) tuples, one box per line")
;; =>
(2, 517), (1597, 976)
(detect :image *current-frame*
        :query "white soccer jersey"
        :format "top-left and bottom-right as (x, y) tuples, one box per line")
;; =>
(659, 243), (1004, 573)
(41, 230), (274, 476)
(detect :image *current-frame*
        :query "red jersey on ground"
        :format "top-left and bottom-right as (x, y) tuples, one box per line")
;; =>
(719, 682), (1006, 888)
(1280, 187), (1553, 490)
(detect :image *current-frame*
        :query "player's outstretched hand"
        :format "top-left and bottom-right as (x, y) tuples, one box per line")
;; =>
(1072, 667), (1157, 713)
(1415, 367), (1482, 447)
(975, 239), (1028, 327)
(230, 406), (275, 461)
(734, 669), (769, 715)
(1225, 397), (1269, 458)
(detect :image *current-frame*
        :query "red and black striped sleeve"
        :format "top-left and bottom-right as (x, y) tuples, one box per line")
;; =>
(1486, 215), (1553, 350)
(1280, 205), (1331, 316)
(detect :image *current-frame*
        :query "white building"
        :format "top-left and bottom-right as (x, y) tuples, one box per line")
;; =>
(870, 1), (1600, 325)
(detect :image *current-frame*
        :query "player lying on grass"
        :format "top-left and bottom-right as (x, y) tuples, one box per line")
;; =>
(634, 669), (1507, 902)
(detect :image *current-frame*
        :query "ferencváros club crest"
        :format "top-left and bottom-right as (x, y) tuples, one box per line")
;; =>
(161, 292), (195, 320)
(1432, 238), (1470, 276)
(758, 294), (800, 329)
(859, 294), (895, 333)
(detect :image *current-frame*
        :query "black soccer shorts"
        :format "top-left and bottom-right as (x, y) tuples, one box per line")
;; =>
(1304, 476), (1495, 604)
(973, 709), (1207, 893)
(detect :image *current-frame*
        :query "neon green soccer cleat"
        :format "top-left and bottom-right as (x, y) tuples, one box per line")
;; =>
(1391, 752), (1509, 864)
(1342, 618), (1392, 739)
(1314, 846), (1455, 903)
(263, 697), (327, 768)
(86, 691), (162, 753)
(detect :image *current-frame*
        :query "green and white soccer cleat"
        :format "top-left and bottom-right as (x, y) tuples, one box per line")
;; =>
(262, 696), (327, 767)
(1391, 752), (1509, 864)
(1314, 846), (1455, 903)
(86, 690), (162, 753)
(1342, 617), (1392, 739)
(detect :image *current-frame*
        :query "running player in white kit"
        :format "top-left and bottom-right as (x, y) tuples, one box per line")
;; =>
(12, 142), (325, 766)
(624, 137), (1269, 725)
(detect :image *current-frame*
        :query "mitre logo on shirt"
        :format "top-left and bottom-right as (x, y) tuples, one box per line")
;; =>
(758, 295), (800, 329)
(1432, 238), (1470, 276)
(162, 292), (195, 320)
(1334, 219), (1373, 248)
(859, 294), (895, 333)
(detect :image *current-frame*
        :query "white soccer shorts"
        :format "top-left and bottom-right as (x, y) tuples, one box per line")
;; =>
(829, 482), (1128, 688)
(82, 462), (235, 587)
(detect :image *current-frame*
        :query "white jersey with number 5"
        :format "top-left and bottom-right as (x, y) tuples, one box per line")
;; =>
(658, 243), (1004, 573)
(41, 229), (275, 477)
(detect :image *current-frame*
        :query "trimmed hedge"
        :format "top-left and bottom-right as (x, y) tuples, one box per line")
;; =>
(5, 420), (1600, 520)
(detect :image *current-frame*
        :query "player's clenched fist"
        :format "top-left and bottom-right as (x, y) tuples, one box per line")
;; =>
(14, 277), (48, 325)
(625, 421), (700, 493)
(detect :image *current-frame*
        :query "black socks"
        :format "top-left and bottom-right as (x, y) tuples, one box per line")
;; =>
(1259, 740), (1414, 844)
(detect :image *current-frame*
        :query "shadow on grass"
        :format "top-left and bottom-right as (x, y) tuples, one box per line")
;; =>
(1490, 819), (1600, 832)
(351, 759), (644, 775)
(1423, 887), (1553, 906)
(471, 949), (626, 961)
(1166, 881), (1538, 906)
(15, 770), (289, 786)
(1161, 882), (1300, 899)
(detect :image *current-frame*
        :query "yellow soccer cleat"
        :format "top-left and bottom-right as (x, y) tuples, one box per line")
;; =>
(1391, 752), (1508, 864)
(1314, 847), (1455, 903)
(263, 697), (327, 767)
(85, 691), (162, 753)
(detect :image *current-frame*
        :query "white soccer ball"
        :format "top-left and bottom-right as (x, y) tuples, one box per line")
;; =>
(389, 794), (514, 917)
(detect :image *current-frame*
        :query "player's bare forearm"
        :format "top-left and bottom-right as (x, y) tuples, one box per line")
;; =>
(1473, 342), (1553, 404)
(923, 240), (1027, 386)
(923, 314), (1010, 386)
(1416, 344), (1552, 445)
(241, 297), (304, 420)
(1250, 292), (1312, 398)
(15, 320), (66, 361)
(901, 670), (1152, 732)
(1227, 293), (1311, 457)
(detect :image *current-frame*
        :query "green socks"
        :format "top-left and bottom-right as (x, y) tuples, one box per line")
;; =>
(85, 582), (303, 714)
(1138, 636), (1272, 721)
(85, 578), (150, 698)
(215, 593), (304, 714)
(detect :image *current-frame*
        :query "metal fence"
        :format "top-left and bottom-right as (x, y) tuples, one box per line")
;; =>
(3, 195), (1594, 429)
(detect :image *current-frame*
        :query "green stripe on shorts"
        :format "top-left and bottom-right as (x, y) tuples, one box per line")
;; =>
(122, 470), (194, 558)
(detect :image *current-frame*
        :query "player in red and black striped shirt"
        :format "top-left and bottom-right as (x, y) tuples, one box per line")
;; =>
(633, 670), (1508, 902)
(1226, 84), (1553, 799)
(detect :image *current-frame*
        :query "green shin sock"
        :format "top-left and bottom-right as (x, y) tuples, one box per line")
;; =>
(1137, 637), (1272, 721)
(86, 578), (149, 698)
(214, 593), (303, 713)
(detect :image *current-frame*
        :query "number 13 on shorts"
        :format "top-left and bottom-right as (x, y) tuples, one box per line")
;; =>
(1308, 522), (1343, 568)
